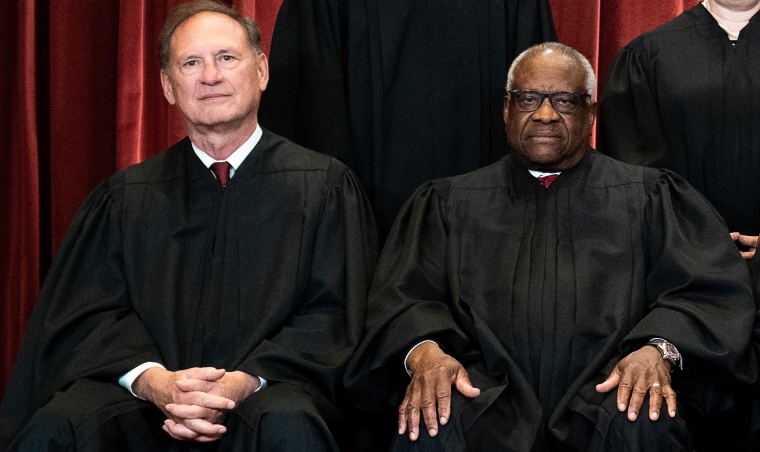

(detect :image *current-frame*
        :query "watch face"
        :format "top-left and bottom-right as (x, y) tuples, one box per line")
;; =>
(661, 343), (679, 362)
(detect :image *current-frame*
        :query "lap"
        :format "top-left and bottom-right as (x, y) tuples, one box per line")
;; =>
(9, 379), (339, 452)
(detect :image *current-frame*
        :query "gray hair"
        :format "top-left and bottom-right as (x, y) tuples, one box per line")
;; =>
(158, 0), (262, 70)
(505, 42), (596, 96)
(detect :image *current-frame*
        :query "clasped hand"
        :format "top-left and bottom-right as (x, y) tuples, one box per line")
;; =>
(133, 367), (259, 442)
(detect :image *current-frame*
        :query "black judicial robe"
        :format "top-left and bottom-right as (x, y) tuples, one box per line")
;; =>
(258, 0), (556, 240)
(0, 130), (378, 447)
(598, 4), (760, 236)
(345, 151), (755, 450)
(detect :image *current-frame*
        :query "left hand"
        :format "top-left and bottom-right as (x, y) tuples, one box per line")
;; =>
(595, 346), (676, 422)
(730, 232), (759, 260)
(163, 371), (259, 441)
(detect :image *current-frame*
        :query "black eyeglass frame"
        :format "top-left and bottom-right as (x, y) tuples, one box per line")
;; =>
(506, 90), (593, 114)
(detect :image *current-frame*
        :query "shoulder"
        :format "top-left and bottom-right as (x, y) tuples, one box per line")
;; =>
(619, 6), (706, 56)
(256, 129), (353, 187)
(114, 138), (191, 187)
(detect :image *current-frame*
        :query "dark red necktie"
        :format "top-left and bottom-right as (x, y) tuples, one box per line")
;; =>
(537, 174), (558, 188)
(210, 161), (232, 188)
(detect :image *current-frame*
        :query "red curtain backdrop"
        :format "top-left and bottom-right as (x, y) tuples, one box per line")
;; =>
(1, 0), (697, 396)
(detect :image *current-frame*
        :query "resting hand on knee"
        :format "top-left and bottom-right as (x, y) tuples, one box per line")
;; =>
(400, 342), (480, 442)
(595, 346), (677, 422)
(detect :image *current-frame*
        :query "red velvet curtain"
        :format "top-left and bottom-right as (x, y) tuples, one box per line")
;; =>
(1, 0), (697, 396)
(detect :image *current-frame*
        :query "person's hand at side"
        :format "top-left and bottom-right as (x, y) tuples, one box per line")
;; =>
(400, 342), (480, 441)
(730, 232), (759, 260)
(595, 346), (676, 422)
(133, 366), (236, 442)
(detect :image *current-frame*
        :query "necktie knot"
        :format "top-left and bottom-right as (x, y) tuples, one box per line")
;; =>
(210, 161), (232, 188)
(537, 174), (558, 188)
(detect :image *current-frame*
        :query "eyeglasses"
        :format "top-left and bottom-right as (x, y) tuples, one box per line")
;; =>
(507, 90), (591, 114)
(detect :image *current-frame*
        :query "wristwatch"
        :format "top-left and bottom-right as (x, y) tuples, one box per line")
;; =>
(647, 338), (680, 370)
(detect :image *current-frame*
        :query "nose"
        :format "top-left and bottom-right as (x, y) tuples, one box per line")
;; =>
(200, 60), (222, 84)
(531, 97), (560, 122)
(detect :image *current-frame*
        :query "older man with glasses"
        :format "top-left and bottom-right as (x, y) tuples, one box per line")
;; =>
(346, 42), (756, 451)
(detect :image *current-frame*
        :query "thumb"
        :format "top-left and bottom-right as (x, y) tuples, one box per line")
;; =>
(595, 369), (621, 393)
(453, 371), (481, 398)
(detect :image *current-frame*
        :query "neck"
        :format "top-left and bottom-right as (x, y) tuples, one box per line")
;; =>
(187, 121), (258, 161)
(703, 0), (760, 37)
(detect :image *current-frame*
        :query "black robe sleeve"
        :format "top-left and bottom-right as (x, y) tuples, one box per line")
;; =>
(237, 164), (378, 409)
(597, 38), (672, 168)
(0, 180), (163, 444)
(621, 170), (756, 381)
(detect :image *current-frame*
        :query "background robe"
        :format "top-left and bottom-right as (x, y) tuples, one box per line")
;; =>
(0, 130), (378, 448)
(258, 0), (556, 241)
(598, 4), (760, 236)
(346, 151), (756, 450)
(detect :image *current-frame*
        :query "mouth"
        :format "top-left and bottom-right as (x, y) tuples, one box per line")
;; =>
(198, 93), (230, 101)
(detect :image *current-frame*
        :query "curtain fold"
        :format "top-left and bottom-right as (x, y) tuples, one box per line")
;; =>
(1, 0), (696, 397)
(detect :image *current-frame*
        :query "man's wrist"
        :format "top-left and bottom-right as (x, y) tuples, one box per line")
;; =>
(119, 362), (165, 399)
(647, 338), (682, 370)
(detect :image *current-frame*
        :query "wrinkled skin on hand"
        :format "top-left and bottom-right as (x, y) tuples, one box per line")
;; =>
(133, 367), (259, 442)
(399, 342), (481, 441)
(596, 346), (676, 422)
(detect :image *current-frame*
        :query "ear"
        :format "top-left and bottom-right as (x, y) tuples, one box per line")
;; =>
(586, 100), (597, 127)
(160, 70), (176, 105)
(503, 95), (510, 125)
(256, 53), (269, 92)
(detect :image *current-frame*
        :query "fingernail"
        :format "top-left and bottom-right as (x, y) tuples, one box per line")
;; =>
(440, 416), (448, 424)
(619, 403), (626, 411)
(670, 410), (676, 417)
(410, 432), (417, 441)
(628, 412), (636, 421)
(429, 428), (437, 436)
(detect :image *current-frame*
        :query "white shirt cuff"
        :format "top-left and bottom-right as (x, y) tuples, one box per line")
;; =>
(404, 340), (438, 377)
(118, 362), (165, 399)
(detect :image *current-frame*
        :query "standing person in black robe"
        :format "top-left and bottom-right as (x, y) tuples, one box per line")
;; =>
(598, 0), (760, 256)
(0, 1), (377, 450)
(257, 0), (556, 241)
(598, 2), (760, 449)
(345, 43), (756, 451)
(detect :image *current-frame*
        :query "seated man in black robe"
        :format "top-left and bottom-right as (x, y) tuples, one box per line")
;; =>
(0, 1), (377, 450)
(345, 42), (756, 451)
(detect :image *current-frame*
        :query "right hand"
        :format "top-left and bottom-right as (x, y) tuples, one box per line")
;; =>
(399, 342), (480, 441)
(133, 367), (235, 442)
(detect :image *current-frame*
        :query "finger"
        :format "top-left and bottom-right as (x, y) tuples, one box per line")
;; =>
(177, 391), (235, 411)
(164, 419), (199, 441)
(420, 377), (441, 438)
(663, 384), (678, 418)
(741, 249), (756, 260)
(181, 417), (227, 436)
(595, 370), (621, 393)
(453, 372), (481, 400)
(648, 382), (663, 421)
(165, 403), (223, 421)
(614, 374), (633, 413)
(736, 234), (759, 248)
(626, 380), (648, 421)
(175, 377), (217, 393)
(397, 395), (409, 435)
(403, 388), (422, 441)
(180, 367), (226, 382)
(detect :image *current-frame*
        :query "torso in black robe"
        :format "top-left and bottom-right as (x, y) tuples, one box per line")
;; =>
(598, 4), (760, 235)
(258, 0), (556, 240)
(0, 129), (378, 446)
(346, 151), (755, 450)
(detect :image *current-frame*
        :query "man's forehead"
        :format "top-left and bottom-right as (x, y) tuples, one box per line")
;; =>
(512, 51), (585, 91)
